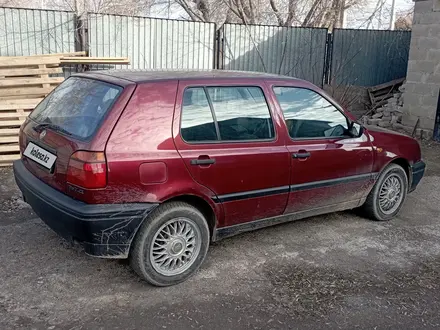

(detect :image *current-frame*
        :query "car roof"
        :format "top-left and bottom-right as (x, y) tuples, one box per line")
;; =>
(79, 69), (304, 84)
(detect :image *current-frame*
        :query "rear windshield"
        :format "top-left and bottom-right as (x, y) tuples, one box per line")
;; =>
(30, 77), (122, 140)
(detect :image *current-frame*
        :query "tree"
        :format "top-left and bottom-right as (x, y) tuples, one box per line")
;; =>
(41, 0), (154, 16)
(171, 0), (362, 28)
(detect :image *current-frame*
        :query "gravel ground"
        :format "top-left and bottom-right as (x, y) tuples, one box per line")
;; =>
(1, 140), (440, 330)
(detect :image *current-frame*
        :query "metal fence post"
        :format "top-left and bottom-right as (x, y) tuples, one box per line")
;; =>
(74, 13), (88, 54)
(323, 32), (333, 86)
(214, 26), (224, 70)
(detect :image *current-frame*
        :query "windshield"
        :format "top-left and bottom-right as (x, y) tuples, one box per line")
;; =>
(30, 77), (123, 140)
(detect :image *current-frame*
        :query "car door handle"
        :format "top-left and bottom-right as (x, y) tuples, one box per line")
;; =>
(292, 152), (311, 159)
(190, 158), (216, 165)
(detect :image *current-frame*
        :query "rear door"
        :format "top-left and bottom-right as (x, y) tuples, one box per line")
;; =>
(173, 80), (290, 227)
(19, 75), (134, 194)
(270, 84), (374, 214)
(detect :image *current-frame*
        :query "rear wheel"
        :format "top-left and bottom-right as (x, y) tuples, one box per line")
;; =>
(362, 163), (408, 221)
(130, 202), (210, 286)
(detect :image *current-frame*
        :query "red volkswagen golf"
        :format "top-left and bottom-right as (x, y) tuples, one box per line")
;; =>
(14, 71), (425, 286)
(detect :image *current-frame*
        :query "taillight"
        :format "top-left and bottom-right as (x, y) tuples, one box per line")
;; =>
(67, 151), (107, 189)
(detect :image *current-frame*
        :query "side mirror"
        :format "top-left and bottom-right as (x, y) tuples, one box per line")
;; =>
(348, 121), (363, 138)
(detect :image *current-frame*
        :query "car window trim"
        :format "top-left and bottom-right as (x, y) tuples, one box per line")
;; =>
(203, 86), (221, 141)
(179, 85), (277, 145)
(30, 76), (124, 142)
(272, 85), (351, 141)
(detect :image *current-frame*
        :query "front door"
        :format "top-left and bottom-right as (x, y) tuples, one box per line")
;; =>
(271, 84), (375, 214)
(173, 80), (290, 227)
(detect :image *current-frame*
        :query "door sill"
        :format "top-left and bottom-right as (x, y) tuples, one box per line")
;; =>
(213, 199), (365, 241)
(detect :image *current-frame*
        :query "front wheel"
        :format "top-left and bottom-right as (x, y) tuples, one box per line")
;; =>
(130, 202), (210, 286)
(362, 164), (408, 221)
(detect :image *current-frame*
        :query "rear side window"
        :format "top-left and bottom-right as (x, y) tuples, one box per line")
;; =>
(181, 88), (218, 142)
(180, 86), (274, 143)
(30, 77), (122, 140)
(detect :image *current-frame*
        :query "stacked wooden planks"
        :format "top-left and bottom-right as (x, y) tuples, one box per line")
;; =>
(0, 56), (64, 166)
(60, 56), (130, 65)
(0, 53), (130, 166)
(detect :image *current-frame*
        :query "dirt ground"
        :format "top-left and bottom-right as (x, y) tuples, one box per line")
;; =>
(1, 140), (440, 330)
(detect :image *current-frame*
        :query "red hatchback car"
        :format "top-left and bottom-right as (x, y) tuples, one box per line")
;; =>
(14, 70), (425, 286)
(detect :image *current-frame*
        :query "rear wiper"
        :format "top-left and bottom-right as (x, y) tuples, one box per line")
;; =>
(34, 123), (73, 136)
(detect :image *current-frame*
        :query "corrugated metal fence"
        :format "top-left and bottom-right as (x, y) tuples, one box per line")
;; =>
(0, 7), (412, 87)
(222, 24), (328, 86)
(330, 28), (411, 86)
(88, 14), (216, 70)
(0, 7), (75, 56)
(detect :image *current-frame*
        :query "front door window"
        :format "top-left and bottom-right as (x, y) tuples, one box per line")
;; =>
(273, 87), (349, 139)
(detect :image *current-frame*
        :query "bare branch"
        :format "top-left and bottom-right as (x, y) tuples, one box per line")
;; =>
(269, 0), (284, 26)
(175, 0), (205, 21)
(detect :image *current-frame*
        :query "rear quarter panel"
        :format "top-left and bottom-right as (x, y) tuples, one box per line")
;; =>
(104, 81), (223, 224)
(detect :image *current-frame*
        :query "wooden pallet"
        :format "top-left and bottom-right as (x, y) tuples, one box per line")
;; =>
(0, 56), (62, 166)
(368, 78), (405, 110)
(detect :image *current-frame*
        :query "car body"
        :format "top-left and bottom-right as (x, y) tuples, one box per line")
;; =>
(14, 70), (425, 285)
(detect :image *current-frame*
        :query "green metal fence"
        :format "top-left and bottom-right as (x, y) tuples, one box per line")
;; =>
(329, 28), (411, 87)
(0, 7), (412, 87)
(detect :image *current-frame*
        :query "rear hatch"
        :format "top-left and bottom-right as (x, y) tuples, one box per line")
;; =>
(20, 75), (134, 195)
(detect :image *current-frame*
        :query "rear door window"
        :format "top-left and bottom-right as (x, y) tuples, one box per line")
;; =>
(30, 77), (122, 140)
(180, 86), (274, 143)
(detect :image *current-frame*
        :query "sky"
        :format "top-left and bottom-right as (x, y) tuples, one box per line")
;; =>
(150, 0), (415, 30)
(13, 0), (415, 31)
(344, 0), (414, 29)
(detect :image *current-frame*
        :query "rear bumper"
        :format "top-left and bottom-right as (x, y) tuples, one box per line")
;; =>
(409, 160), (426, 193)
(13, 160), (158, 258)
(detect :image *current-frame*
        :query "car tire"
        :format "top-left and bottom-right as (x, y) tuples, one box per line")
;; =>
(130, 201), (210, 286)
(362, 163), (408, 221)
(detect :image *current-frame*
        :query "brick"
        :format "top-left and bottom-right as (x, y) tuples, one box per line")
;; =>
(406, 71), (420, 83)
(419, 106), (437, 119)
(413, 13), (423, 25)
(410, 83), (438, 96)
(415, 0), (435, 13)
(417, 37), (440, 51)
(411, 24), (430, 38)
(404, 93), (422, 106)
(428, 25), (440, 37)
(428, 49), (440, 62)
(367, 118), (381, 125)
(419, 117), (436, 130)
(402, 113), (420, 127)
(426, 74), (440, 84)
(409, 59), (436, 73)
(421, 95), (439, 107)
(409, 106), (435, 119)
(419, 12), (440, 25)
(387, 98), (396, 106)
(378, 121), (391, 128)
(392, 122), (406, 130)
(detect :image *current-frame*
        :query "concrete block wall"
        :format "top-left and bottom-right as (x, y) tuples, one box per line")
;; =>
(402, 0), (440, 135)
